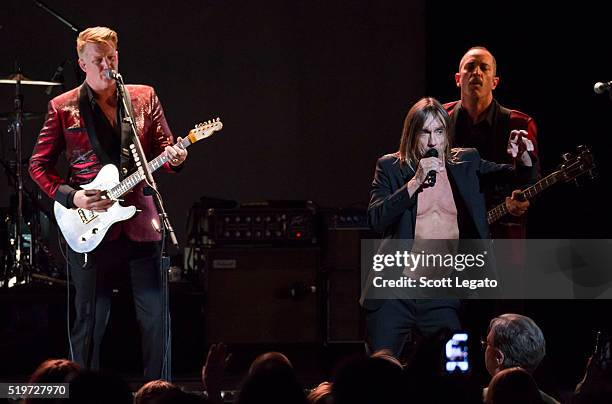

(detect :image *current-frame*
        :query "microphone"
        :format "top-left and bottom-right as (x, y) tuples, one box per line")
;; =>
(103, 69), (122, 81)
(423, 148), (438, 187)
(45, 59), (66, 96)
(594, 81), (612, 94)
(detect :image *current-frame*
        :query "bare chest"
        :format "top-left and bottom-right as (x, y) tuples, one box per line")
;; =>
(414, 170), (459, 239)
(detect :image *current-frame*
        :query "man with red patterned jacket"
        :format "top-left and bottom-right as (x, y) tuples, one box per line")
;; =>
(444, 47), (539, 238)
(29, 26), (187, 379)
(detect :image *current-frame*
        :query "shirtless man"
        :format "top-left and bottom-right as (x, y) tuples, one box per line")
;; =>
(364, 97), (523, 356)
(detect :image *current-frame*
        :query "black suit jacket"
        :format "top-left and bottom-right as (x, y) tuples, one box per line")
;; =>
(368, 148), (512, 239)
(361, 148), (511, 308)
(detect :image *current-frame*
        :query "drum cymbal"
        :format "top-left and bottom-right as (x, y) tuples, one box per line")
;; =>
(0, 73), (61, 86)
(0, 111), (45, 121)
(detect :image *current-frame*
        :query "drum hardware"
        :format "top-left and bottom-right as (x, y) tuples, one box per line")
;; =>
(0, 112), (45, 121)
(1, 65), (61, 287)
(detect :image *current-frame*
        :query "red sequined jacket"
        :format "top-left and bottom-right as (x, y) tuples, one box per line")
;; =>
(29, 83), (175, 242)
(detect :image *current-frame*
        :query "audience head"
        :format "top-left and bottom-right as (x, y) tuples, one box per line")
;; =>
(248, 351), (293, 374)
(307, 382), (333, 404)
(135, 379), (206, 404)
(238, 351), (306, 404)
(24, 359), (80, 404)
(485, 367), (542, 404)
(28, 358), (80, 384)
(370, 349), (403, 369)
(66, 369), (132, 404)
(332, 353), (405, 404)
(485, 313), (546, 375)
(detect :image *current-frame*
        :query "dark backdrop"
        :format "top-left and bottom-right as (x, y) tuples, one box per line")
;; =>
(2, 0), (611, 393)
(1, 0), (425, 250)
(3, 1), (610, 242)
(426, 0), (612, 238)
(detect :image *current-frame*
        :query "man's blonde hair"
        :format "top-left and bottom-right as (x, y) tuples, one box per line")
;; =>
(76, 26), (118, 57)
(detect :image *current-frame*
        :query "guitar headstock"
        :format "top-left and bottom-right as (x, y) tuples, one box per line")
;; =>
(558, 145), (597, 184)
(187, 118), (223, 143)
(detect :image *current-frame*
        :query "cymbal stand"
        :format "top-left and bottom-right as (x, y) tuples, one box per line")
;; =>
(8, 68), (30, 283)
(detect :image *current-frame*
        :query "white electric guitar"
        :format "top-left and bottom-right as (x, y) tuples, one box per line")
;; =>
(54, 118), (223, 253)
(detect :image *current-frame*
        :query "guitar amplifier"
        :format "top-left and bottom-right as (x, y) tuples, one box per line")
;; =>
(187, 200), (319, 247)
(202, 246), (321, 344)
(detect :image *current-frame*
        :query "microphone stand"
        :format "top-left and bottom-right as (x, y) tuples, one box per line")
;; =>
(33, 0), (80, 33)
(33, 0), (83, 85)
(115, 75), (175, 381)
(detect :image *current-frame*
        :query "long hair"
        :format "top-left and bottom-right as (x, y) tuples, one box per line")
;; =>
(398, 97), (453, 166)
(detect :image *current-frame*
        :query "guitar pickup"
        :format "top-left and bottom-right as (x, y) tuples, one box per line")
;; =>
(77, 208), (98, 224)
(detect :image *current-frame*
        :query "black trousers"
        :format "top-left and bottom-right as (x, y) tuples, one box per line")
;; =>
(67, 236), (165, 380)
(365, 298), (461, 358)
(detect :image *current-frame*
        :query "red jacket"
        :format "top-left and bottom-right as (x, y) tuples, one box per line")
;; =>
(443, 100), (539, 166)
(29, 83), (175, 242)
(444, 100), (540, 239)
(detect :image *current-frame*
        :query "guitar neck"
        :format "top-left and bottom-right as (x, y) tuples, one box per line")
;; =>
(486, 170), (563, 224)
(107, 137), (192, 199)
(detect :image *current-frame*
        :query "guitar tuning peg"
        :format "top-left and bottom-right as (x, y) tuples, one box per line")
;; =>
(561, 153), (574, 162)
(577, 145), (589, 153)
(207, 120), (211, 124)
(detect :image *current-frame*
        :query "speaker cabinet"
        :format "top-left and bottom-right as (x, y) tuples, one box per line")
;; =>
(323, 214), (375, 343)
(203, 247), (320, 344)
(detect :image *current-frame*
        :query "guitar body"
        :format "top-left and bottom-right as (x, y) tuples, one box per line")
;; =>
(54, 164), (137, 253)
(53, 118), (223, 253)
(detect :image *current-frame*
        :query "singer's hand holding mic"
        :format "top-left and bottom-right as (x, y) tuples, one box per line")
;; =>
(409, 148), (444, 191)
